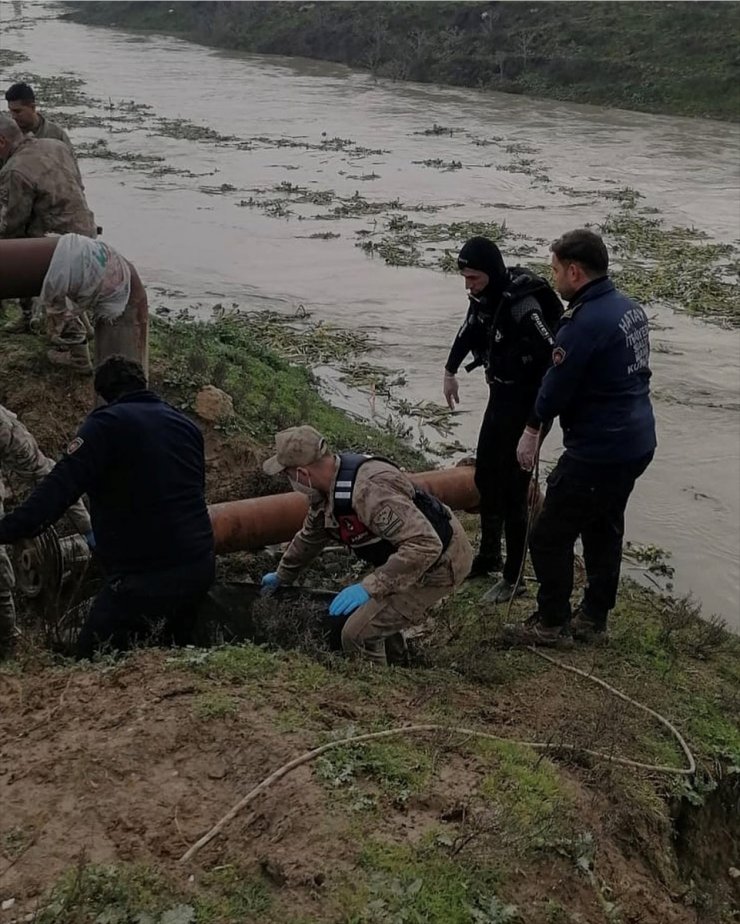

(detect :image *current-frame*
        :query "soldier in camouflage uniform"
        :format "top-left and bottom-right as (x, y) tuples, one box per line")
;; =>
(0, 404), (92, 657)
(0, 114), (96, 366)
(261, 426), (473, 666)
(5, 82), (73, 151)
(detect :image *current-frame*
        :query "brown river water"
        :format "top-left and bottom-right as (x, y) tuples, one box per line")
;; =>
(2, 3), (739, 626)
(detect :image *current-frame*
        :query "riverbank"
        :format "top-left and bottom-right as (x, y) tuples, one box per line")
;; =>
(63, 1), (740, 122)
(1, 312), (739, 923)
(2, 9), (739, 617)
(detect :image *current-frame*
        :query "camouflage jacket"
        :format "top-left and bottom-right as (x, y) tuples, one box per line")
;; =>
(0, 137), (95, 239)
(276, 458), (457, 597)
(31, 113), (73, 151)
(0, 404), (92, 536)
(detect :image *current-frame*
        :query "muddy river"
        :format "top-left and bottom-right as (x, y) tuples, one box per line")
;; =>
(2, 3), (739, 626)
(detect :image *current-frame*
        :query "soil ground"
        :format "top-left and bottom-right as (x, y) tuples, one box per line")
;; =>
(1, 313), (738, 923)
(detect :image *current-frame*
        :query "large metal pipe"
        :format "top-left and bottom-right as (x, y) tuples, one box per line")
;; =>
(210, 466), (479, 554)
(0, 237), (59, 295)
(0, 238), (149, 371)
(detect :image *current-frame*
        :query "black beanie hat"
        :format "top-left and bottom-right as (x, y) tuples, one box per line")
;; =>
(457, 236), (506, 281)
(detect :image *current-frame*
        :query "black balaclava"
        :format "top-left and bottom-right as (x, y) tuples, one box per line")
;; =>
(457, 236), (508, 309)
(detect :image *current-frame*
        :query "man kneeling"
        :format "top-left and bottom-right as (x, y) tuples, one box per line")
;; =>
(261, 427), (472, 665)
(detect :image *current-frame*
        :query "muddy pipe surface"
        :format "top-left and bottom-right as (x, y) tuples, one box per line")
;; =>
(210, 466), (479, 554)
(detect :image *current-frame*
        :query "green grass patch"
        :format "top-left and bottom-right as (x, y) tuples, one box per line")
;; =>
(170, 643), (280, 684)
(316, 737), (432, 811)
(34, 861), (274, 923)
(150, 315), (425, 468)
(343, 841), (511, 923)
(478, 740), (572, 846)
(192, 692), (239, 720)
(193, 865), (273, 921)
(35, 863), (180, 923)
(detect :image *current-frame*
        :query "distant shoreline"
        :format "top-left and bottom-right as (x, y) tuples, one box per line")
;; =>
(63, 0), (740, 123)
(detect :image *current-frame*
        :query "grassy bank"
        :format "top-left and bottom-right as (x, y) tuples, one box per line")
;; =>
(1, 314), (739, 922)
(63, 1), (740, 121)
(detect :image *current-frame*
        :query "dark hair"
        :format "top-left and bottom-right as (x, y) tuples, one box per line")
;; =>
(94, 355), (147, 402)
(5, 82), (35, 104)
(550, 229), (609, 277)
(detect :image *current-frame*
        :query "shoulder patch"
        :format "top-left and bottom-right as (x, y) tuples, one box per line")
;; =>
(67, 437), (84, 455)
(373, 503), (404, 538)
(552, 347), (567, 366)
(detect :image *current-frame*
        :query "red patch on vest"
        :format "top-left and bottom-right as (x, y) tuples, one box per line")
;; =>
(67, 437), (84, 454)
(552, 347), (566, 366)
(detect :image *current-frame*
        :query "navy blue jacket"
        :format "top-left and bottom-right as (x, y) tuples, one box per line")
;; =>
(0, 390), (214, 577)
(535, 278), (656, 464)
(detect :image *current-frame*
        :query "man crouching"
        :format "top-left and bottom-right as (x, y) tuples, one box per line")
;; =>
(261, 426), (472, 665)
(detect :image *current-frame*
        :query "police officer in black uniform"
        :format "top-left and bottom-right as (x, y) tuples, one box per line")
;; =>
(0, 355), (215, 658)
(506, 229), (656, 646)
(443, 237), (562, 601)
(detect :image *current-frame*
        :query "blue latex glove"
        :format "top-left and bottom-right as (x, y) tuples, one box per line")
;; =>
(260, 572), (281, 597)
(84, 530), (96, 550)
(329, 583), (370, 617)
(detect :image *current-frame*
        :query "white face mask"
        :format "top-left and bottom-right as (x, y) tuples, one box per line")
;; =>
(290, 477), (314, 497)
(290, 470), (322, 503)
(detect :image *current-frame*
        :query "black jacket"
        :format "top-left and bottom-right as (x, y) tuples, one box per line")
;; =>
(536, 277), (656, 463)
(446, 268), (563, 396)
(0, 390), (214, 578)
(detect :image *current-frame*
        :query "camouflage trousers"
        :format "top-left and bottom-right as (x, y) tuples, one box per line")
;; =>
(0, 405), (92, 652)
(341, 518), (474, 666)
(0, 478), (17, 653)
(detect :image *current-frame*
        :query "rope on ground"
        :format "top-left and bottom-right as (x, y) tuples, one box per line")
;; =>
(180, 676), (696, 863)
(179, 436), (696, 864)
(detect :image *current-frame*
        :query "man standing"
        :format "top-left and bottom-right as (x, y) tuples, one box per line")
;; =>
(0, 114), (96, 344)
(0, 356), (215, 659)
(260, 426), (472, 665)
(0, 404), (92, 658)
(443, 236), (562, 601)
(509, 229), (656, 647)
(5, 82), (73, 150)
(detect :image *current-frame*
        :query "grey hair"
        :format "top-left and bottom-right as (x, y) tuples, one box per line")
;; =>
(0, 114), (22, 143)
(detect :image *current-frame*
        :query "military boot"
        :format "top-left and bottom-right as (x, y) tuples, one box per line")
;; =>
(498, 613), (574, 650)
(571, 605), (609, 646)
(47, 342), (93, 374)
(481, 577), (526, 605)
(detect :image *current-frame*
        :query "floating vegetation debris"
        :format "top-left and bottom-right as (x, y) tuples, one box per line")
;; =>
(10, 71), (96, 108)
(211, 306), (373, 366)
(413, 158), (463, 171)
(305, 231), (341, 240)
(471, 135), (505, 147)
(272, 181), (335, 205)
(356, 215), (514, 268)
(602, 207), (740, 325)
(199, 183), (239, 195)
(496, 158), (550, 183)
(76, 138), (164, 169)
(154, 117), (240, 144)
(504, 142), (539, 155)
(346, 172), (381, 181)
(236, 197), (293, 218)
(0, 49), (29, 68)
(413, 123), (458, 136)
(392, 399), (456, 436)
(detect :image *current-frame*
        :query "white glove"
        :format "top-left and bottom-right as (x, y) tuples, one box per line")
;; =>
(516, 426), (540, 472)
(443, 370), (460, 410)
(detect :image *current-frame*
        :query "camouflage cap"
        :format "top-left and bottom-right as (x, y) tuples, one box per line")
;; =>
(263, 425), (329, 475)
